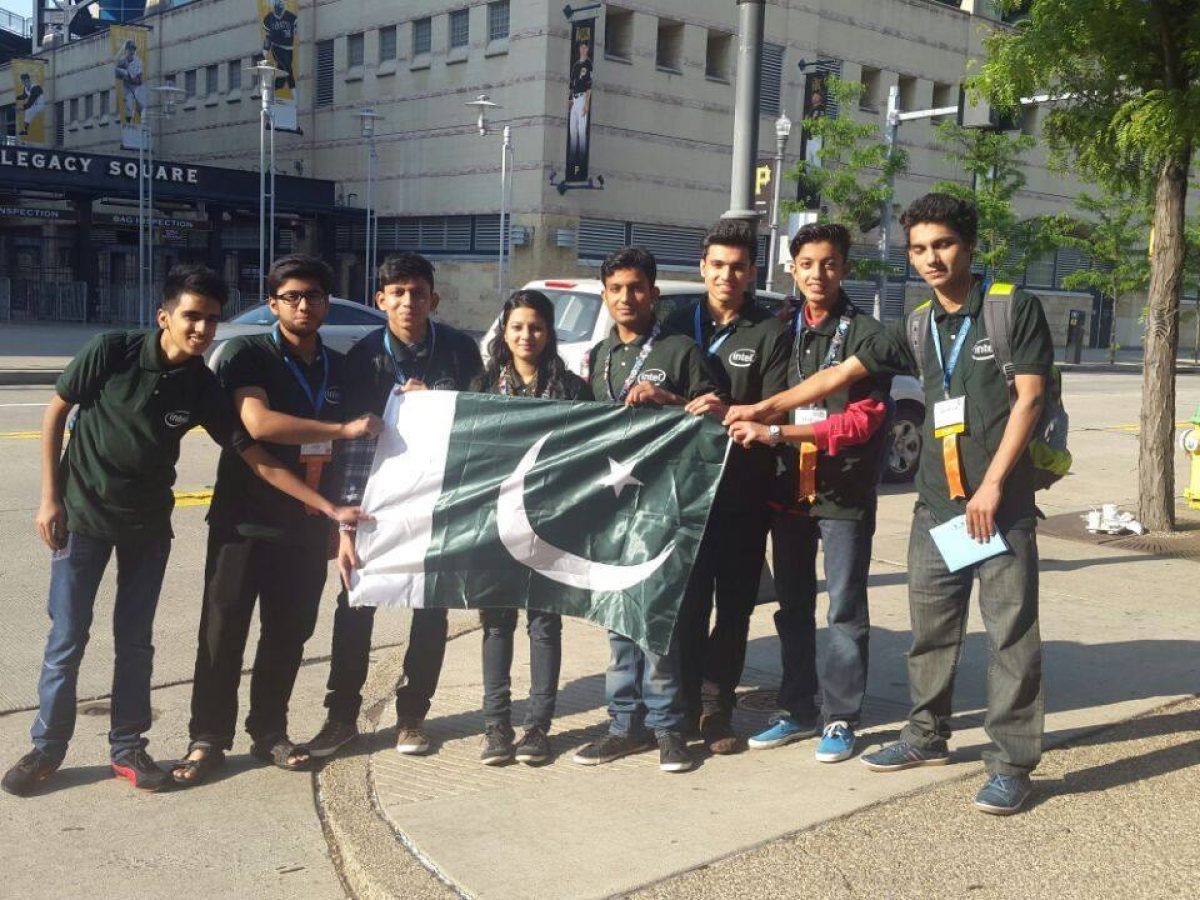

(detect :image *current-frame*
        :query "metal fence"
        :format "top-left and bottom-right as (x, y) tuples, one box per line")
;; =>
(1, 279), (90, 322)
(0, 277), (9, 321)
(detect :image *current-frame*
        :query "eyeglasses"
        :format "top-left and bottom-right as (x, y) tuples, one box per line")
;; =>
(274, 290), (329, 306)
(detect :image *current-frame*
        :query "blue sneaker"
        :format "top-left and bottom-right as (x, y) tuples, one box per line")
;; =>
(748, 715), (821, 750)
(814, 721), (856, 763)
(974, 773), (1032, 815)
(860, 739), (950, 771)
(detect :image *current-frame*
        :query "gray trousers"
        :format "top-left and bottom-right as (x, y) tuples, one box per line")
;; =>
(902, 506), (1044, 775)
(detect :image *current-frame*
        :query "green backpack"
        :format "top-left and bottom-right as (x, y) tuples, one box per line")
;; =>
(906, 282), (1071, 490)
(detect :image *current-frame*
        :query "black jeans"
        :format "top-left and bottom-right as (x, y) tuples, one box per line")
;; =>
(771, 510), (874, 727)
(677, 504), (772, 723)
(188, 530), (325, 750)
(480, 608), (562, 730)
(323, 589), (449, 725)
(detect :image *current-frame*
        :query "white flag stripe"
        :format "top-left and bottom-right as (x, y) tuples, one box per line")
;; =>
(348, 390), (458, 609)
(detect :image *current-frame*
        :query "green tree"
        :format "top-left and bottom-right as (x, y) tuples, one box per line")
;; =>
(931, 121), (1053, 282)
(783, 79), (909, 279)
(1048, 186), (1151, 364)
(979, 0), (1200, 532)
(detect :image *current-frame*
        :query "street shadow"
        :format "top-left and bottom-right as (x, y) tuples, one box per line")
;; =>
(26, 763), (114, 796)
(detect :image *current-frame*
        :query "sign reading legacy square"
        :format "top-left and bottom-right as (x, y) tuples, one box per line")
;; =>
(0, 147), (335, 209)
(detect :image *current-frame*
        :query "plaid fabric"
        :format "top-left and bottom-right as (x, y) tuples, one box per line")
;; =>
(340, 435), (378, 505)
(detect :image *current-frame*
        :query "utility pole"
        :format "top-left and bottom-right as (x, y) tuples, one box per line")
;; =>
(725, 0), (765, 220)
(876, 85), (899, 321)
(765, 113), (792, 292)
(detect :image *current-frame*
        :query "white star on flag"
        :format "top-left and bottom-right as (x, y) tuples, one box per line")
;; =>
(600, 456), (644, 498)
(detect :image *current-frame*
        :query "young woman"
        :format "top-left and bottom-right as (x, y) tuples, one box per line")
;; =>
(472, 290), (591, 765)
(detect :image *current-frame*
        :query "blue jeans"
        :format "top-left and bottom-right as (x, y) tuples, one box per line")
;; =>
(481, 608), (562, 730)
(605, 631), (684, 738)
(772, 511), (874, 726)
(31, 531), (171, 762)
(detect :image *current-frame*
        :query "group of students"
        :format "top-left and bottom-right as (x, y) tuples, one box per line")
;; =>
(2, 191), (1054, 817)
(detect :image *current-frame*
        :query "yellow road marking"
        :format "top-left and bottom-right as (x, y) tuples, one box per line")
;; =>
(1109, 420), (1191, 434)
(0, 430), (41, 439)
(174, 490), (213, 507)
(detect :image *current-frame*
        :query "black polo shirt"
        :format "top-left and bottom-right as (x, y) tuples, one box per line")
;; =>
(857, 279), (1054, 529)
(344, 322), (484, 418)
(586, 327), (721, 403)
(54, 329), (252, 542)
(207, 332), (348, 546)
(471, 368), (593, 401)
(665, 299), (790, 509)
(777, 294), (892, 521)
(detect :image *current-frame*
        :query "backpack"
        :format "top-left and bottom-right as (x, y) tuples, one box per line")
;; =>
(906, 282), (1071, 490)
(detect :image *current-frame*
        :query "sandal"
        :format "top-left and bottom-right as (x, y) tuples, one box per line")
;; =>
(170, 742), (226, 787)
(250, 736), (312, 771)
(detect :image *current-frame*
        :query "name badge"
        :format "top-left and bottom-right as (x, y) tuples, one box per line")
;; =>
(933, 397), (967, 439)
(792, 407), (829, 426)
(300, 441), (334, 459)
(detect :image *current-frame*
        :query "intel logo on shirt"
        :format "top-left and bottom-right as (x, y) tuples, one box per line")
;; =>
(164, 410), (191, 428)
(324, 387), (343, 405)
(728, 348), (757, 368)
(638, 369), (667, 385)
(971, 338), (994, 361)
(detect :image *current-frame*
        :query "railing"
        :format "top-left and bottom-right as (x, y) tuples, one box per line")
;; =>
(0, 276), (10, 320)
(3, 279), (89, 322)
(0, 9), (31, 37)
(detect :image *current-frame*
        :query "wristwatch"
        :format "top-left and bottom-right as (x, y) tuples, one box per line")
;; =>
(767, 424), (783, 446)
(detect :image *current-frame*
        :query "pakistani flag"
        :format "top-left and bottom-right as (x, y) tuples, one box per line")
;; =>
(348, 390), (728, 653)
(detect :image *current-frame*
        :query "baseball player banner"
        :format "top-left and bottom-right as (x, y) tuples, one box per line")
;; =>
(11, 58), (48, 146)
(110, 24), (150, 151)
(258, 0), (301, 132)
(565, 18), (595, 182)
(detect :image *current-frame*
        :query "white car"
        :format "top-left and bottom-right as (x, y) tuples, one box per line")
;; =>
(206, 297), (386, 372)
(481, 278), (925, 482)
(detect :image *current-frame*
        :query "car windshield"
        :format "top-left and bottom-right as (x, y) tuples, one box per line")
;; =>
(539, 289), (604, 343)
(228, 303), (277, 326)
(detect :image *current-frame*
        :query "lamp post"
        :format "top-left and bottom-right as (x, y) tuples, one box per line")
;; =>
(250, 59), (280, 304)
(357, 108), (381, 305)
(765, 112), (792, 293)
(464, 94), (511, 301)
(137, 84), (184, 326)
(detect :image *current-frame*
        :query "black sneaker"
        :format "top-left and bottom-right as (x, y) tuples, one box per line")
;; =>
(480, 724), (516, 766)
(514, 726), (551, 765)
(2, 749), (61, 797)
(657, 731), (694, 773)
(111, 748), (169, 792)
(572, 732), (654, 766)
(306, 719), (359, 759)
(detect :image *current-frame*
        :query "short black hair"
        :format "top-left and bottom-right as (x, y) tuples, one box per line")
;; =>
(266, 254), (334, 297)
(789, 222), (852, 263)
(900, 193), (978, 247)
(702, 218), (758, 260)
(377, 252), (435, 291)
(600, 246), (657, 287)
(162, 263), (228, 310)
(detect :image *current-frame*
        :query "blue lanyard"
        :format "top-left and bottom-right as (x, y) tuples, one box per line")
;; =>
(929, 312), (971, 399)
(694, 304), (735, 357)
(272, 325), (328, 416)
(384, 323), (437, 386)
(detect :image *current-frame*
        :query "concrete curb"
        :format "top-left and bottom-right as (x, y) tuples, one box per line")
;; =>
(1057, 362), (1200, 375)
(0, 370), (63, 386)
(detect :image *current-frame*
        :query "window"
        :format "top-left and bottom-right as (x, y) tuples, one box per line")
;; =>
(860, 66), (881, 111)
(604, 7), (632, 60)
(69, 97), (78, 121)
(932, 81), (954, 109)
(184, 69), (197, 98)
(449, 9), (470, 49)
(379, 25), (397, 61)
(758, 43), (784, 116)
(228, 60), (242, 91)
(898, 75), (917, 112)
(84, 94), (93, 119)
(705, 30), (732, 81)
(55, 102), (64, 145)
(99, 90), (109, 118)
(206, 64), (219, 96)
(315, 39), (335, 107)
(656, 19), (683, 72)
(0, 103), (13, 139)
(348, 32), (365, 67)
(413, 17), (432, 56)
(487, 1), (510, 42)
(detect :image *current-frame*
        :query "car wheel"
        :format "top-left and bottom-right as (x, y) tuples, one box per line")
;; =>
(884, 403), (923, 483)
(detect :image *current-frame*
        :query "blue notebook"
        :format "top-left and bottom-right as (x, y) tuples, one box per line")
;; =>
(928, 515), (1010, 572)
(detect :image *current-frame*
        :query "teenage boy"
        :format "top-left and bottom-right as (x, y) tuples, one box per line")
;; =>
(571, 246), (722, 774)
(307, 253), (483, 758)
(727, 194), (1053, 815)
(666, 218), (790, 755)
(171, 255), (383, 786)
(733, 223), (891, 763)
(1, 264), (364, 798)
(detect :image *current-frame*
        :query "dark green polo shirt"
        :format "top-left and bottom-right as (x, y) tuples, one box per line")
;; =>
(665, 299), (790, 509)
(54, 330), (251, 542)
(344, 322), (484, 418)
(857, 279), (1054, 529)
(471, 368), (593, 401)
(585, 327), (721, 403)
(207, 332), (347, 546)
(777, 294), (892, 521)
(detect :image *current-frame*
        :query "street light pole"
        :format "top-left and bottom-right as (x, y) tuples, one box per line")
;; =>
(464, 94), (509, 302)
(357, 108), (381, 305)
(726, 0), (766, 220)
(136, 84), (184, 327)
(250, 60), (280, 304)
(765, 112), (792, 293)
(876, 84), (900, 321)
